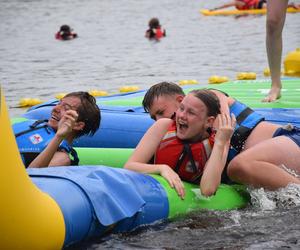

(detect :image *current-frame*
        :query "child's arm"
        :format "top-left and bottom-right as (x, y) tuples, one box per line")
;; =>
(28, 110), (78, 168)
(124, 118), (185, 198)
(200, 113), (236, 196)
(210, 1), (244, 11)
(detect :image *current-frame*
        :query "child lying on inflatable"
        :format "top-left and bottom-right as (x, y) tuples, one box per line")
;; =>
(209, 0), (300, 11)
(14, 92), (100, 168)
(126, 82), (300, 197)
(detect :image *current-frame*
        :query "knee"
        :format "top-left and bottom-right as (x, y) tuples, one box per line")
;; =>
(266, 17), (284, 36)
(227, 155), (252, 181)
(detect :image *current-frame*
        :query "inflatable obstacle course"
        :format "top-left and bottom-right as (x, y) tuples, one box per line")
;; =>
(4, 78), (300, 248)
(1, 88), (250, 249)
(16, 79), (300, 149)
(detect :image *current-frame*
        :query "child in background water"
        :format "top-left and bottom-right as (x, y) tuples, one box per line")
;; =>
(55, 25), (78, 40)
(145, 18), (166, 40)
(209, 0), (299, 11)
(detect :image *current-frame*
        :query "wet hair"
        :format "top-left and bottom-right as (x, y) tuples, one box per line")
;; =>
(64, 91), (101, 138)
(60, 25), (71, 32)
(59, 25), (75, 40)
(149, 18), (160, 29)
(142, 82), (185, 112)
(189, 89), (221, 117)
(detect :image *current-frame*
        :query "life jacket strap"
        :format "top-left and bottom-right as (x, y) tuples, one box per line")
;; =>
(30, 119), (48, 129)
(230, 107), (254, 153)
(174, 143), (198, 174)
(70, 147), (79, 166)
(235, 107), (253, 125)
(15, 120), (49, 138)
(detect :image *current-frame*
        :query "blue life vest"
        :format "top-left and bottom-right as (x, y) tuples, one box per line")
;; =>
(228, 101), (265, 160)
(13, 119), (79, 167)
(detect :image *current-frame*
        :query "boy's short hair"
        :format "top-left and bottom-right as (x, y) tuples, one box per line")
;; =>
(142, 82), (185, 112)
(149, 18), (160, 29)
(64, 91), (101, 138)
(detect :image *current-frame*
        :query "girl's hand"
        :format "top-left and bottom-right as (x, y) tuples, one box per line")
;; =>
(57, 110), (78, 138)
(159, 165), (185, 199)
(214, 113), (236, 146)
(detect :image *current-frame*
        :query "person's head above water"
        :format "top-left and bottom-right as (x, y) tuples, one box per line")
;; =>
(143, 82), (185, 121)
(176, 89), (221, 142)
(48, 91), (101, 138)
(148, 18), (161, 29)
(60, 24), (72, 33)
(56, 24), (77, 40)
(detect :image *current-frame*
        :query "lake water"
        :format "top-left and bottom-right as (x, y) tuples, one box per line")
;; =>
(1, 0), (300, 249)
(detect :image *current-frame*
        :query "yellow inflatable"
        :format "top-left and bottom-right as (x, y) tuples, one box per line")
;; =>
(0, 88), (65, 249)
(236, 72), (257, 80)
(178, 79), (199, 85)
(119, 85), (140, 93)
(200, 7), (300, 16)
(284, 48), (300, 77)
(19, 98), (43, 107)
(55, 93), (67, 99)
(89, 89), (108, 97)
(208, 75), (229, 84)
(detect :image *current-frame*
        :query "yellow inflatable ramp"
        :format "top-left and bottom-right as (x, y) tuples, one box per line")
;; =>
(200, 7), (300, 16)
(0, 88), (65, 250)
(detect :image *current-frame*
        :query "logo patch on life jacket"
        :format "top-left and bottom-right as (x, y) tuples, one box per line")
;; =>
(29, 134), (43, 144)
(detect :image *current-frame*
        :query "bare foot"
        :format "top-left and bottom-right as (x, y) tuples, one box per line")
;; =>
(262, 87), (281, 102)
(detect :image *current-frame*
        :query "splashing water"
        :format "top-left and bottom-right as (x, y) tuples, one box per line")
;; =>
(249, 183), (300, 211)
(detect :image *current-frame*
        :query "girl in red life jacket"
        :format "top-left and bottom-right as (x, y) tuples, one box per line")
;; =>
(55, 25), (78, 40)
(145, 17), (166, 40)
(124, 89), (236, 199)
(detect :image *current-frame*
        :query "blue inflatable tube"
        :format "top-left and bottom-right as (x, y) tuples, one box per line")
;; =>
(18, 104), (300, 149)
(20, 107), (154, 148)
(28, 166), (169, 247)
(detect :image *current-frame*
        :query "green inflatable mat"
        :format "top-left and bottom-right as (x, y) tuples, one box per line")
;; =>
(98, 79), (300, 108)
(77, 147), (133, 168)
(76, 147), (250, 212)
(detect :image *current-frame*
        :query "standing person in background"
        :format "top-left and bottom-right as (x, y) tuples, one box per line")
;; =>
(263, 0), (300, 102)
(145, 18), (166, 40)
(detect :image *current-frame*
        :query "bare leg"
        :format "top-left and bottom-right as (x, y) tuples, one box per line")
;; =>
(262, 0), (289, 102)
(227, 136), (300, 190)
(287, 3), (300, 9)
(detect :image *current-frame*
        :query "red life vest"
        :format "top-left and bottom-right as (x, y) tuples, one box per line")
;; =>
(55, 32), (77, 40)
(154, 121), (215, 183)
(55, 32), (61, 39)
(154, 27), (165, 39)
(237, 0), (259, 10)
